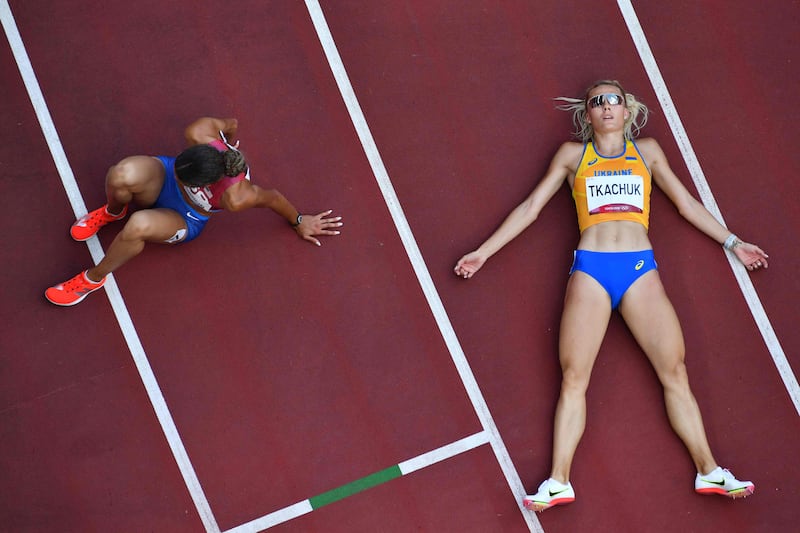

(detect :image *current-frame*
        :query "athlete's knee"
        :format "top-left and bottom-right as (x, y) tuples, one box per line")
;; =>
(119, 211), (156, 240)
(560, 364), (592, 394)
(106, 164), (133, 193)
(106, 157), (148, 190)
(658, 358), (691, 390)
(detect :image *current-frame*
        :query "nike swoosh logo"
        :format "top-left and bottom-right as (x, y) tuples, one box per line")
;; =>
(549, 488), (570, 497)
(587, 158), (598, 166)
(186, 212), (201, 221)
(702, 478), (726, 486)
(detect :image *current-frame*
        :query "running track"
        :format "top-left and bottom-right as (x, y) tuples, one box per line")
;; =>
(1, 1), (798, 532)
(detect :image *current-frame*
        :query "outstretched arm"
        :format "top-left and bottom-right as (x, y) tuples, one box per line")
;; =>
(640, 138), (769, 271)
(220, 181), (342, 246)
(454, 142), (581, 278)
(186, 117), (342, 246)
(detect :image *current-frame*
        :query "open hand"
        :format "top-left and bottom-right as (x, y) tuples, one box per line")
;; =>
(294, 209), (343, 246)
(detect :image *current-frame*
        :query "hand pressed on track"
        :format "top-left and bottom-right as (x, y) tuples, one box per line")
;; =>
(294, 209), (343, 246)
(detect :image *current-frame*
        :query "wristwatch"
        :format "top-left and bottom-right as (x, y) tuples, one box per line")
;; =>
(292, 213), (303, 227)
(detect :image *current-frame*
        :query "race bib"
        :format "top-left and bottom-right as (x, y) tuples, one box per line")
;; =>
(585, 174), (644, 214)
(184, 185), (214, 211)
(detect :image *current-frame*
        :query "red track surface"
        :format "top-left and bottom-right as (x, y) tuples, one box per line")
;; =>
(2, 1), (797, 532)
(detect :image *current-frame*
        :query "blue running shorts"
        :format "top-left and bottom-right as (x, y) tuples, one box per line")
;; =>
(153, 156), (209, 242)
(569, 249), (658, 309)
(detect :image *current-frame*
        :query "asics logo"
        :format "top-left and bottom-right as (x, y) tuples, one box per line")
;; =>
(635, 260), (645, 270)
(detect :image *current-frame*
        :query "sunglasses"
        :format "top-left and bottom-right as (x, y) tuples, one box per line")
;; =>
(587, 93), (625, 108)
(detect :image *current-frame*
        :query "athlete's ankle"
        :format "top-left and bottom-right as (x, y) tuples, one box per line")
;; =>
(85, 270), (105, 284)
(698, 462), (720, 477)
(105, 204), (126, 217)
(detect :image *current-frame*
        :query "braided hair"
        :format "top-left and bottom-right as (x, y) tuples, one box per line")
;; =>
(222, 149), (247, 177)
(175, 145), (248, 186)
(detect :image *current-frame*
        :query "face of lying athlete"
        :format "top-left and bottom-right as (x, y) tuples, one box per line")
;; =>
(585, 84), (629, 134)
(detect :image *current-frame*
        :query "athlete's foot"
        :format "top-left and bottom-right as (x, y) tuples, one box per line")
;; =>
(522, 478), (575, 512)
(695, 467), (754, 499)
(70, 204), (128, 241)
(45, 270), (106, 306)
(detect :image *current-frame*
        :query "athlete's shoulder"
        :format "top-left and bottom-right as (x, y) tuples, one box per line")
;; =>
(555, 141), (585, 159)
(632, 136), (661, 151)
(632, 137), (666, 162)
(559, 140), (585, 151)
(553, 141), (587, 168)
(541, 142), (584, 182)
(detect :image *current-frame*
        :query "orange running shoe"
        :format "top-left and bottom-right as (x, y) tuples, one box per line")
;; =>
(45, 271), (106, 306)
(70, 204), (127, 241)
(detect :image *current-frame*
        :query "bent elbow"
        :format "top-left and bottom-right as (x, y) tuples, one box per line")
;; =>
(519, 199), (541, 224)
(676, 196), (704, 221)
(223, 194), (251, 212)
(226, 197), (250, 212)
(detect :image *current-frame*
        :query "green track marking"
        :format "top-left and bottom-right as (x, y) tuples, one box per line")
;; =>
(224, 433), (490, 531)
(309, 465), (402, 509)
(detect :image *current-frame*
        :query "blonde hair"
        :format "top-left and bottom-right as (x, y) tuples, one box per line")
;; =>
(554, 79), (649, 142)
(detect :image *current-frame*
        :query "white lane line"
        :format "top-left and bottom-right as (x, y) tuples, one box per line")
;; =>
(399, 431), (491, 475)
(0, 2), (222, 531)
(224, 432), (492, 533)
(617, 0), (800, 416)
(304, 1), (543, 531)
(224, 501), (314, 533)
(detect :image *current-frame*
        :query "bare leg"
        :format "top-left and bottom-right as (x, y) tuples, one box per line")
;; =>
(86, 156), (180, 281)
(618, 271), (717, 475)
(549, 272), (613, 484)
(46, 157), (185, 305)
(86, 208), (187, 281)
(104, 156), (167, 213)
